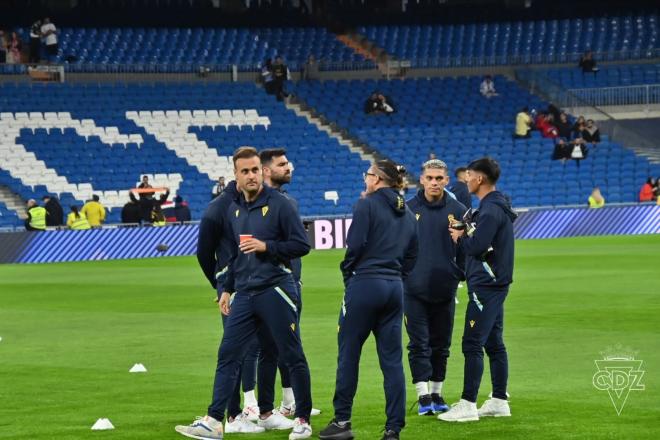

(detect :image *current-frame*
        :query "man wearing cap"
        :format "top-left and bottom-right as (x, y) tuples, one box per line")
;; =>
(440, 157), (517, 423)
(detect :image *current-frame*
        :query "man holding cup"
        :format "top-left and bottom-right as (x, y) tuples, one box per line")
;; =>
(176, 147), (313, 440)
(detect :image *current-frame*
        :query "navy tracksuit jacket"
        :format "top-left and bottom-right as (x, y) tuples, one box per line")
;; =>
(208, 185), (313, 421)
(404, 189), (466, 384)
(458, 190), (517, 402)
(449, 180), (472, 210)
(334, 187), (418, 433)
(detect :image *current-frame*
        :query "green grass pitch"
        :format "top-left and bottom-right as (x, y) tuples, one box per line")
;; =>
(1, 235), (659, 439)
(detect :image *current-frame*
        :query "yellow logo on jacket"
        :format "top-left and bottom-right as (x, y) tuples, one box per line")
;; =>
(262, 206), (269, 217)
(469, 320), (476, 328)
(415, 213), (420, 221)
(290, 323), (296, 332)
(235, 209), (240, 217)
(396, 196), (404, 210)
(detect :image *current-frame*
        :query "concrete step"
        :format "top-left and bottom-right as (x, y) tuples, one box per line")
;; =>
(0, 185), (27, 218)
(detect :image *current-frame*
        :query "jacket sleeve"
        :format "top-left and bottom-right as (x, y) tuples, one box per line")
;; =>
(459, 207), (499, 257)
(401, 217), (418, 280)
(340, 198), (370, 283)
(264, 199), (311, 261)
(196, 210), (222, 289)
(455, 205), (468, 279)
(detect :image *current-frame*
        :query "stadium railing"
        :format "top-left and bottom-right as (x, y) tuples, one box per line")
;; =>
(566, 84), (660, 112)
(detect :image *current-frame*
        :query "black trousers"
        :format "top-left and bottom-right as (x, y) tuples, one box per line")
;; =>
(404, 293), (456, 384)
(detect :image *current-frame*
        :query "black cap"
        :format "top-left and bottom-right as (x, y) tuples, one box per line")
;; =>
(467, 157), (501, 184)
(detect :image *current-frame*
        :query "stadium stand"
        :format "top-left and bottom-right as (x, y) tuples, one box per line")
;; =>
(290, 76), (660, 208)
(0, 82), (369, 228)
(359, 14), (659, 66)
(542, 63), (660, 89)
(5, 27), (369, 73)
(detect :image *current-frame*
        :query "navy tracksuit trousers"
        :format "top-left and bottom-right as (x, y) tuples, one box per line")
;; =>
(220, 314), (259, 419)
(461, 288), (509, 402)
(333, 277), (406, 433)
(208, 279), (312, 421)
(404, 293), (456, 384)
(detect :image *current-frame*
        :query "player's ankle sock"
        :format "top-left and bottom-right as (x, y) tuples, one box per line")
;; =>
(282, 387), (295, 406)
(414, 381), (429, 397)
(430, 381), (443, 396)
(244, 390), (258, 407)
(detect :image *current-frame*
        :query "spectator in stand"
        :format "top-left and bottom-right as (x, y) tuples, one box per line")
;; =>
(42, 194), (64, 226)
(365, 92), (395, 115)
(581, 119), (601, 145)
(211, 176), (225, 199)
(572, 116), (586, 136)
(428, 152), (437, 160)
(121, 197), (141, 224)
(25, 199), (47, 231)
(174, 195), (191, 222)
(479, 75), (498, 98)
(555, 112), (572, 140)
(151, 204), (166, 226)
(553, 138), (587, 163)
(40, 18), (58, 63)
(579, 51), (598, 75)
(131, 184), (169, 223)
(67, 205), (91, 230)
(271, 55), (290, 101)
(588, 187), (605, 208)
(6, 32), (22, 64)
(514, 107), (532, 139)
(639, 178), (655, 202)
(449, 167), (471, 209)
(81, 194), (106, 227)
(303, 54), (320, 81)
(0, 31), (6, 63)
(535, 112), (559, 139)
(29, 20), (41, 63)
(261, 58), (275, 95)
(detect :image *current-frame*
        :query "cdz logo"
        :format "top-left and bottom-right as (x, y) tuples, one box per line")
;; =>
(592, 346), (645, 415)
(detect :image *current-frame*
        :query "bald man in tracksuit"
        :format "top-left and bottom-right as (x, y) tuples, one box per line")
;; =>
(405, 159), (466, 416)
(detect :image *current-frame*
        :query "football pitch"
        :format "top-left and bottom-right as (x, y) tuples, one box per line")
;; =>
(1, 234), (659, 439)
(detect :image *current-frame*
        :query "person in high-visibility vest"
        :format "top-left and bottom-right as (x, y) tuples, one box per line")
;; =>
(25, 199), (47, 231)
(151, 204), (166, 227)
(81, 194), (106, 227)
(67, 206), (91, 230)
(588, 187), (606, 209)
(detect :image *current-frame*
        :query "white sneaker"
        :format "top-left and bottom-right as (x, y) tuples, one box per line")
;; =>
(225, 412), (266, 434)
(478, 398), (511, 417)
(242, 405), (260, 422)
(175, 415), (224, 439)
(437, 399), (479, 422)
(288, 418), (312, 439)
(257, 410), (295, 430)
(279, 402), (322, 417)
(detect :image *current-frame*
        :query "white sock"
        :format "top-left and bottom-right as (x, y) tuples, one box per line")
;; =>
(430, 381), (443, 396)
(282, 387), (295, 406)
(414, 381), (429, 397)
(244, 390), (258, 407)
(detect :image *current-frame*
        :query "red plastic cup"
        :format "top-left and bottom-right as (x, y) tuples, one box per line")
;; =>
(239, 234), (253, 244)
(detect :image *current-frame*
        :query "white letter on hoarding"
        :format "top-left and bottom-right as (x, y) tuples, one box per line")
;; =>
(314, 220), (334, 249)
(334, 219), (344, 249)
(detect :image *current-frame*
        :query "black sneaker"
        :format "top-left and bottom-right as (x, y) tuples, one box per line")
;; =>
(431, 393), (449, 413)
(381, 429), (400, 440)
(418, 394), (434, 415)
(319, 419), (354, 440)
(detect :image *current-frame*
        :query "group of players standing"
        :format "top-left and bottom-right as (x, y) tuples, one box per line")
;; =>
(175, 147), (516, 440)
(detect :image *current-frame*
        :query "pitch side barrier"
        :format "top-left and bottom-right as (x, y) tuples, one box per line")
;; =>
(0, 204), (657, 264)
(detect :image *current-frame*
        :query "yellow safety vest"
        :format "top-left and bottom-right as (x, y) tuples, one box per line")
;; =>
(29, 206), (47, 230)
(152, 220), (166, 227)
(68, 212), (91, 230)
(588, 196), (605, 209)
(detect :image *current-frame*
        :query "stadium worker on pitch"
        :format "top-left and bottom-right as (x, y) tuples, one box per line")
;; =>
(260, 148), (322, 418)
(176, 147), (313, 440)
(319, 160), (418, 440)
(405, 159), (467, 416)
(196, 178), (264, 434)
(440, 157), (517, 423)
